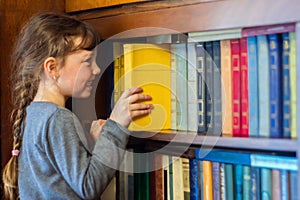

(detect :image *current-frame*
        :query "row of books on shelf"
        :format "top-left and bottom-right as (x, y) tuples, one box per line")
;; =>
(112, 23), (297, 139)
(118, 149), (298, 200)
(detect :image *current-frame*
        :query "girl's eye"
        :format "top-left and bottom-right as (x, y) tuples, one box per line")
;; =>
(84, 57), (92, 66)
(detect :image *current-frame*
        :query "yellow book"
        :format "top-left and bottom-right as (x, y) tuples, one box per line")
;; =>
(123, 43), (171, 131)
(220, 40), (233, 136)
(203, 161), (213, 200)
(113, 42), (125, 104)
(289, 32), (297, 139)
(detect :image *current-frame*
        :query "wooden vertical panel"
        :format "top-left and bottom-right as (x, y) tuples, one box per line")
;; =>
(0, 0), (65, 169)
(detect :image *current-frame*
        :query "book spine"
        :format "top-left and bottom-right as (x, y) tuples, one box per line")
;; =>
(230, 39), (241, 137)
(234, 164), (244, 200)
(280, 170), (289, 200)
(289, 171), (298, 200)
(196, 42), (207, 133)
(212, 41), (222, 136)
(261, 168), (272, 200)
(268, 34), (282, 138)
(171, 44), (178, 131)
(250, 167), (261, 200)
(220, 163), (227, 200)
(282, 33), (291, 138)
(220, 40), (233, 136)
(204, 42), (214, 134)
(187, 43), (198, 132)
(289, 32), (297, 139)
(271, 169), (281, 200)
(225, 164), (234, 200)
(240, 37), (249, 137)
(203, 161), (213, 200)
(243, 166), (251, 200)
(172, 157), (185, 200)
(250, 154), (298, 171)
(176, 43), (188, 131)
(212, 162), (221, 200)
(189, 158), (199, 200)
(247, 36), (259, 137)
(150, 154), (164, 200)
(257, 35), (270, 137)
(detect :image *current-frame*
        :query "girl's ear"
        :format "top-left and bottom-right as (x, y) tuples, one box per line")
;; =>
(43, 57), (60, 79)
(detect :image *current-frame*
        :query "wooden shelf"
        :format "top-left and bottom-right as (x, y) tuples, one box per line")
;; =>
(128, 132), (298, 153)
(78, 0), (300, 39)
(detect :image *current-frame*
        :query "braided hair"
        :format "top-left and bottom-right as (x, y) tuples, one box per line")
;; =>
(2, 12), (100, 199)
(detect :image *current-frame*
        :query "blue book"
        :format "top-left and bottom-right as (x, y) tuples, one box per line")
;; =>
(280, 170), (289, 200)
(204, 41), (213, 133)
(261, 168), (272, 200)
(212, 162), (221, 200)
(212, 41), (222, 136)
(169, 156), (174, 200)
(225, 164), (234, 200)
(257, 35), (270, 137)
(282, 33), (291, 138)
(234, 164), (244, 200)
(195, 149), (298, 171)
(247, 36), (259, 137)
(290, 171), (298, 200)
(250, 167), (261, 200)
(189, 158), (199, 200)
(195, 149), (251, 165)
(195, 42), (207, 133)
(268, 34), (282, 138)
(243, 166), (251, 200)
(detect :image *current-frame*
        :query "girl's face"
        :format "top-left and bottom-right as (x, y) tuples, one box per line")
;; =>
(57, 48), (100, 98)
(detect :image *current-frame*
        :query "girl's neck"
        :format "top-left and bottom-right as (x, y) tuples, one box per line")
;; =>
(33, 81), (66, 107)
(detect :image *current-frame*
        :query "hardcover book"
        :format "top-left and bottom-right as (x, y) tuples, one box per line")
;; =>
(123, 43), (171, 131)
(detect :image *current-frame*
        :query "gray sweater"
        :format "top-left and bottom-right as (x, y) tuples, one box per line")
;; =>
(18, 102), (129, 199)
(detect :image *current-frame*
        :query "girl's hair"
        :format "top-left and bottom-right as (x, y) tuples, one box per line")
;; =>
(2, 12), (100, 199)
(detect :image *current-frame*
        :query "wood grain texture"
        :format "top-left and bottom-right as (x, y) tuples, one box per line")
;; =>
(0, 0), (64, 168)
(78, 0), (300, 39)
(66, 0), (150, 12)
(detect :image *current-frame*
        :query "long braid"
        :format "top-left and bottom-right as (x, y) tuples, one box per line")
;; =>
(2, 73), (38, 199)
(2, 12), (100, 200)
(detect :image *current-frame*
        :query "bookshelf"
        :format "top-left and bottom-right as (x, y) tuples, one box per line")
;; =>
(68, 0), (300, 199)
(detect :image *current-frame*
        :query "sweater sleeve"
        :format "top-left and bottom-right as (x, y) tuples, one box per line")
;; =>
(45, 109), (129, 199)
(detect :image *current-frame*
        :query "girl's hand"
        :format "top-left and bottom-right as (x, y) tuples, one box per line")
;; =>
(90, 119), (107, 141)
(109, 87), (153, 128)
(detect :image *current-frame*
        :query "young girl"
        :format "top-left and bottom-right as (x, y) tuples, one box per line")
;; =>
(2, 12), (152, 199)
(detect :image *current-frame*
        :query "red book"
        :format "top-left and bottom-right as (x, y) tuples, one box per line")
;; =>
(230, 39), (241, 137)
(240, 38), (249, 137)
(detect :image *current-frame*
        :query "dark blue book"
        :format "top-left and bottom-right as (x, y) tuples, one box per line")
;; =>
(189, 158), (199, 200)
(204, 41), (213, 133)
(250, 167), (261, 200)
(268, 34), (283, 138)
(247, 36), (259, 137)
(282, 33), (291, 138)
(196, 42), (207, 133)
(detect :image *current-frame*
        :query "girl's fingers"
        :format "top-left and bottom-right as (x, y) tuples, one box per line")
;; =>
(129, 103), (153, 111)
(122, 87), (143, 98)
(129, 93), (152, 104)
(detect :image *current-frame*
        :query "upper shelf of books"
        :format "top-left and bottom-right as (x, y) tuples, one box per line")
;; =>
(75, 0), (300, 39)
